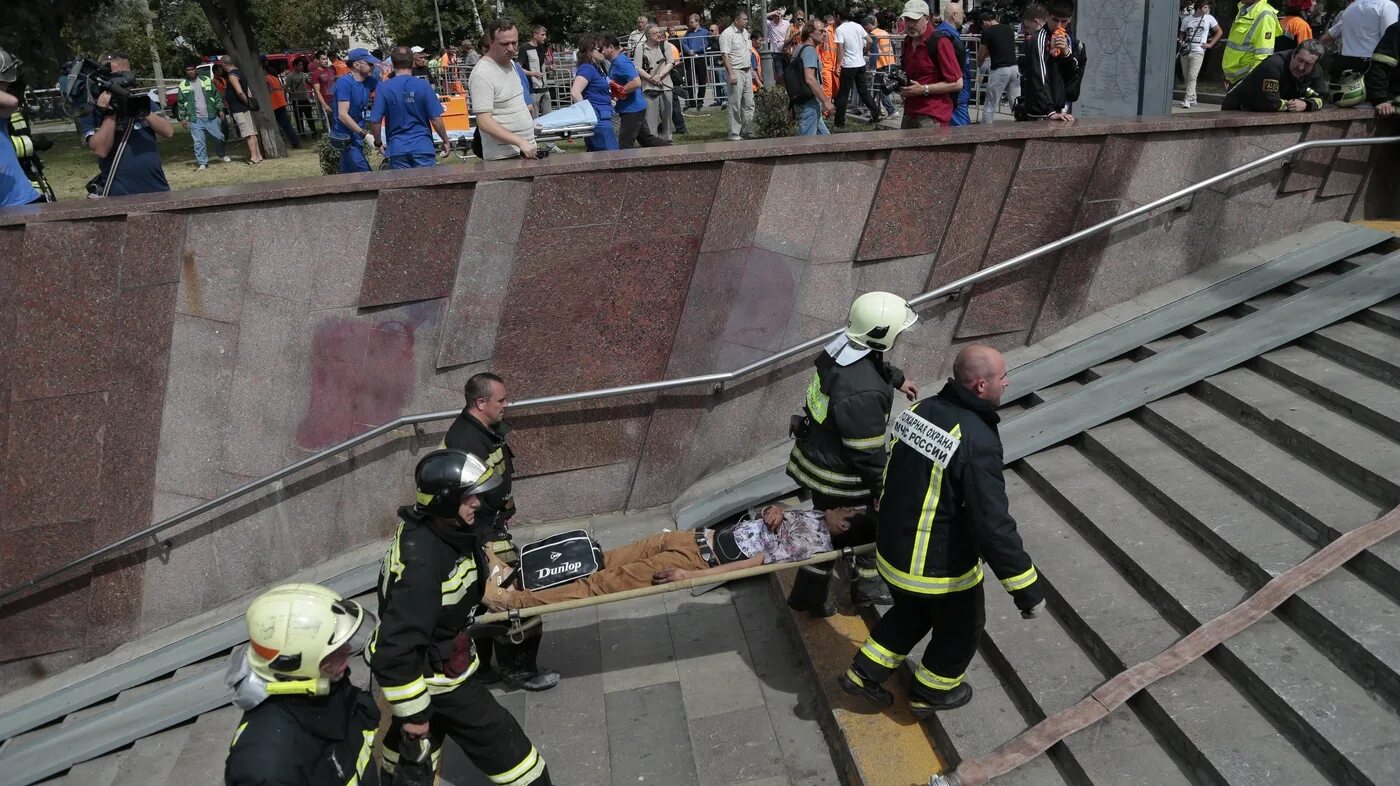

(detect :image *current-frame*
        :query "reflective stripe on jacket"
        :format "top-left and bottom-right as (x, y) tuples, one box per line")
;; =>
(786, 350), (904, 501)
(1223, 0), (1282, 81)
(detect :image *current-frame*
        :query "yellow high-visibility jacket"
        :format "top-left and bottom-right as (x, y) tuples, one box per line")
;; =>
(1223, 0), (1282, 84)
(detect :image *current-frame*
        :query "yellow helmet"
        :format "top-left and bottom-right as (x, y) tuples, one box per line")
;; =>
(845, 291), (918, 352)
(244, 583), (374, 696)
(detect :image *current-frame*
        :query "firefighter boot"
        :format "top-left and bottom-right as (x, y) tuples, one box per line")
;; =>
(786, 564), (837, 617)
(839, 665), (894, 709)
(498, 630), (561, 692)
(850, 555), (892, 607)
(908, 683), (974, 718)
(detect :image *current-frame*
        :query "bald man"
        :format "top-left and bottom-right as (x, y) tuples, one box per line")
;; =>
(841, 344), (1043, 717)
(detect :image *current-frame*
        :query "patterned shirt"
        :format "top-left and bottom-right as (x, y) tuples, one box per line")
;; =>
(732, 510), (833, 564)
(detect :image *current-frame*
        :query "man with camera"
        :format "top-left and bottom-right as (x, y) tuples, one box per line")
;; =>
(898, 0), (966, 128)
(77, 51), (172, 198)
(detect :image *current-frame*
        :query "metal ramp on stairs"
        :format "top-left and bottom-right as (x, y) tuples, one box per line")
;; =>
(3, 223), (1400, 785)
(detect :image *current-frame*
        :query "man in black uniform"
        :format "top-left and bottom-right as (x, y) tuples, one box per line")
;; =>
(1365, 21), (1399, 118)
(444, 372), (560, 692)
(1222, 39), (1326, 112)
(786, 292), (920, 613)
(370, 449), (553, 785)
(840, 345), (1043, 717)
(225, 583), (380, 786)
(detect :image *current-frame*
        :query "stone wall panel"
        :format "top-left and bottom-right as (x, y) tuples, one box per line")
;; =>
(927, 141), (1023, 288)
(857, 146), (973, 261)
(359, 186), (472, 307)
(702, 160), (774, 253)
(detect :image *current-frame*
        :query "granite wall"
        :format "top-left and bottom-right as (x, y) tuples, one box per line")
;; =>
(0, 112), (1392, 684)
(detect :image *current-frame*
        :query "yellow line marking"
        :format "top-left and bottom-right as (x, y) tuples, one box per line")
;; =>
(1353, 220), (1400, 237)
(775, 571), (945, 786)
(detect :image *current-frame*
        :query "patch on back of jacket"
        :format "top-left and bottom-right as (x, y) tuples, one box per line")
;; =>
(805, 372), (830, 423)
(892, 409), (961, 467)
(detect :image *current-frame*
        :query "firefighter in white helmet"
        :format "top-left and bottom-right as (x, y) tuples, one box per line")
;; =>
(224, 583), (380, 785)
(786, 291), (920, 613)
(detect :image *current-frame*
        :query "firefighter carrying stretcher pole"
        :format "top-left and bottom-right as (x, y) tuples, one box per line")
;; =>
(785, 292), (921, 614)
(841, 344), (1044, 717)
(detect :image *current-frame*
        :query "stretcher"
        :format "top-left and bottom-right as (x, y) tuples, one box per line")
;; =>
(446, 99), (598, 159)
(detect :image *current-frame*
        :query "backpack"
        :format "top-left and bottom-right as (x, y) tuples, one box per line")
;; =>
(786, 44), (816, 103)
(518, 529), (605, 590)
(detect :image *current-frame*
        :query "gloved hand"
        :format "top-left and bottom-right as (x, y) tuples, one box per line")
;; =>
(1011, 583), (1045, 620)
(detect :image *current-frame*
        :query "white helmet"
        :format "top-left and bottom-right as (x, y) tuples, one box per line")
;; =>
(243, 583), (375, 696)
(845, 292), (918, 352)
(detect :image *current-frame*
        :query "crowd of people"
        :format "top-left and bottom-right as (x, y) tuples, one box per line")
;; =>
(4, 1), (1400, 208)
(222, 291), (1045, 784)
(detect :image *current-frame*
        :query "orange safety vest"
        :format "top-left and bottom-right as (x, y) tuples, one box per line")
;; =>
(871, 28), (896, 69)
(817, 37), (839, 97)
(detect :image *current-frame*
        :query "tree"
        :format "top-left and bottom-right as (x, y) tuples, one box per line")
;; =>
(194, 0), (289, 156)
(501, 0), (644, 45)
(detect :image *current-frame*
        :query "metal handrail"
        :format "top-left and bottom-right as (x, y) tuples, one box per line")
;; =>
(2, 133), (1394, 606)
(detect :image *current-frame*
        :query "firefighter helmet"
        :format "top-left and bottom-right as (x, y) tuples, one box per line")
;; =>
(0, 48), (20, 84)
(414, 448), (502, 517)
(244, 583), (374, 696)
(845, 292), (918, 352)
(1336, 71), (1366, 107)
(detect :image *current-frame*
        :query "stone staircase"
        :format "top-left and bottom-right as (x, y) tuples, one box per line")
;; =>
(929, 250), (1400, 784)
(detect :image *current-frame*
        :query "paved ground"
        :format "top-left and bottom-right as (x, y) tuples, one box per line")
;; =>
(441, 512), (842, 786)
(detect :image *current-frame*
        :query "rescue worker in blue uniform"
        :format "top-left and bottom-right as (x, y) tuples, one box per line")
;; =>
(369, 449), (552, 786)
(786, 292), (920, 613)
(841, 344), (1043, 716)
(224, 583), (380, 786)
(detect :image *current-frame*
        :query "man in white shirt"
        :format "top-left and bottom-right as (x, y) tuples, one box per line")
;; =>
(719, 9), (756, 141)
(1324, 0), (1400, 73)
(469, 19), (538, 160)
(628, 15), (650, 52)
(834, 8), (883, 126)
(1178, 2), (1223, 107)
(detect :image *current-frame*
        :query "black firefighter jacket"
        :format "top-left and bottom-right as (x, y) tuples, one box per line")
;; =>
(1222, 50), (1325, 112)
(1365, 22), (1400, 108)
(369, 507), (487, 724)
(876, 380), (1042, 606)
(787, 350), (905, 501)
(443, 411), (515, 526)
(225, 677), (380, 786)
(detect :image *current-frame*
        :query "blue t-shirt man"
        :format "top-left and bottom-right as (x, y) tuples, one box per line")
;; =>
(935, 20), (972, 126)
(368, 73), (444, 168)
(608, 52), (648, 114)
(330, 49), (381, 174)
(76, 99), (170, 197)
(0, 124), (40, 207)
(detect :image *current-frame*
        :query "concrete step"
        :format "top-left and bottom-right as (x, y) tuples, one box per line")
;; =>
(1020, 442), (1400, 786)
(162, 705), (241, 786)
(1282, 266), (1400, 335)
(106, 723), (194, 786)
(1301, 320), (1400, 385)
(1004, 471), (1320, 785)
(1135, 394), (1400, 605)
(925, 651), (1070, 786)
(1078, 417), (1400, 714)
(1249, 345), (1400, 442)
(1192, 366), (1400, 507)
(49, 755), (125, 786)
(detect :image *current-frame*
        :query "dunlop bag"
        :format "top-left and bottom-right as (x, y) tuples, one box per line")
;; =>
(518, 530), (604, 590)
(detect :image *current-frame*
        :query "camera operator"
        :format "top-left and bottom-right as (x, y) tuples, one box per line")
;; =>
(898, 0), (966, 128)
(77, 51), (172, 197)
(0, 48), (44, 206)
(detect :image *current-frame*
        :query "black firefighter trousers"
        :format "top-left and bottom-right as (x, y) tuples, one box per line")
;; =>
(381, 676), (552, 785)
(849, 583), (985, 703)
(787, 491), (884, 608)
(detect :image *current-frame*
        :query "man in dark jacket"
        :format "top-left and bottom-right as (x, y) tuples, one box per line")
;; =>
(1047, 1), (1087, 109)
(225, 583), (380, 786)
(1222, 39), (1326, 112)
(444, 372), (560, 692)
(840, 345), (1043, 717)
(1365, 21), (1399, 117)
(1015, 4), (1078, 121)
(369, 449), (553, 786)
(786, 292), (920, 612)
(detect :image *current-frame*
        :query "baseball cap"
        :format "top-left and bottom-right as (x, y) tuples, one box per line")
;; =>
(901, 0), (931, 19)
(346, 47), (381, 65)
(410, 45), (424, 53)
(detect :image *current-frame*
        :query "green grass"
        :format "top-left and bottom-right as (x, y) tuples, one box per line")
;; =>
(31, 103), (881, 199)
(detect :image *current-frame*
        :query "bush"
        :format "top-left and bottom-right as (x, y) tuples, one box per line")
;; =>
(753, 86), (798, 139)
(316, 136), (339, 175)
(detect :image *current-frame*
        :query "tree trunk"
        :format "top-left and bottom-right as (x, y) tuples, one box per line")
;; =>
(196, 0), (288, 157)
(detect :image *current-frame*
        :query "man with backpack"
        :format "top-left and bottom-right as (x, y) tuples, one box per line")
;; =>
(788, 20), (836, 135)
(898, 0), (966, 128)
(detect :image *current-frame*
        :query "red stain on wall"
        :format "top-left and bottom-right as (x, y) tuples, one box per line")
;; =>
(294, 304), (435, 450)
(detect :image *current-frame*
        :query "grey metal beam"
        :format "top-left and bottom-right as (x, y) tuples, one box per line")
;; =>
(1004, 224), (1390, 403)
(1002, 251), (1400, 464)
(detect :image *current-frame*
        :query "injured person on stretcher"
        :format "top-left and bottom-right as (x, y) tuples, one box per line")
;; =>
(482, 505), (873, 611)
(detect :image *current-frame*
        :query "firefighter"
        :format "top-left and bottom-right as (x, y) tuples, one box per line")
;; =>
(0, 49), (51, 203)
(786, 291), (920, 614)
(1365, 20), (1400, 117)
(443, 372), (560, 692)
(1222, 0), (1282, 87)
(840, 344), (1043, 717)
(224, 583), (380, 786)
(1222, 39), (1326, 111)
(370, 449), (552, 786)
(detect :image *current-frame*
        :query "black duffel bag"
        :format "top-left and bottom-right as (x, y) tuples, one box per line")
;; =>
(518, 530), (604, 590)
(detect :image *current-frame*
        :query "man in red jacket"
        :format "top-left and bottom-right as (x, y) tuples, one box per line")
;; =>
(898, 0), (965, 128)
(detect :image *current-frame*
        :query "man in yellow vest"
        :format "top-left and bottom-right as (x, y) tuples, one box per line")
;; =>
(1223, 0), (1282, 86)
